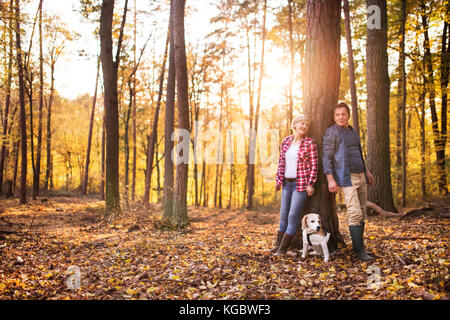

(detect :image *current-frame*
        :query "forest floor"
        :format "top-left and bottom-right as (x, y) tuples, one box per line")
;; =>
(0, 195), (448, 300)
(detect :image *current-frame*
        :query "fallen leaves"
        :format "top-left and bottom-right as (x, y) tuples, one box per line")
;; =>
(0, 196), (448, 300)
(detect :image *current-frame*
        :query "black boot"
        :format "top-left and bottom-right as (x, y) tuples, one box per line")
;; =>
(349, 225), (374, 261)
(271, 231), (285, 253)
(274, 233), (293, 256)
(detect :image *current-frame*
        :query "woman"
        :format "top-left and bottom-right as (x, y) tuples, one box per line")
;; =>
(272, 114), (318, 255)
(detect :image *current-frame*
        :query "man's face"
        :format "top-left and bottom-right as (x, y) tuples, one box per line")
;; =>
(334, 107), (350, 127)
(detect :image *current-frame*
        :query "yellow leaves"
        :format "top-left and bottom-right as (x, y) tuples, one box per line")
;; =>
(125, 288), (138, 296)
(0, 283), (6, 291)
(387, 278), (405, 291)
(146, 287), (159, 293)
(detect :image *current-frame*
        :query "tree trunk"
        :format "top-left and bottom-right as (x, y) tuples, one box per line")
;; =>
(0, 0), (13, 195)
(45, 60), (55, 191)
(34, 0), (44, 198)
(421, 3), (448, 195)
(399, 0), (407, 207)
(144, 29), (169, 203)
(343, 0), (360, 136)
(15, 0), (27, 204)
(99, 113), (105, 201)
(99, 0), (128, 215)
(297, 0), (343, 252)
(163, 0), (175, 221)
(81, 57), (100, 195)
(365, 0), (398, 212)
(247, 0), (267, 210)
(172, 0), (190, 226)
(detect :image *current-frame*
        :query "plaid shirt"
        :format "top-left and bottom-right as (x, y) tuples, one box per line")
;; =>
(275, 135), (319, 191)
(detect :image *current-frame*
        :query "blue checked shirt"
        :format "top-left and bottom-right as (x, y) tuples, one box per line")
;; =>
(322, 124), (367, 187)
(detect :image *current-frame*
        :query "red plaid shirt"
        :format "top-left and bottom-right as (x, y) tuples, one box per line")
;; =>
(275, 135), (318, 191)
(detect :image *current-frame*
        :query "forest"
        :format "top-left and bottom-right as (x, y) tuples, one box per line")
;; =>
(0, 0), (448, 301)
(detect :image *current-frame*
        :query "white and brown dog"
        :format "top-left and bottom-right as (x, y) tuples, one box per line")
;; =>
(301, 213), (331, 262)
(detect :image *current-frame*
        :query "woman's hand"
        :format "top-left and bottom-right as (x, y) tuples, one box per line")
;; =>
(276, 184), (281, 191)
(306, 185), (314, 196)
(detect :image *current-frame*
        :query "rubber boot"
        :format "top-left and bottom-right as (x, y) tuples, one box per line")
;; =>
(349, 225), (374, 261)
(274, 233), (293, 256)
(271, 231), (285, 253)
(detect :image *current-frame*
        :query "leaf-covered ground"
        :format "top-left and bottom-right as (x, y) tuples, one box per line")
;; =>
(0, 196), (448, 300)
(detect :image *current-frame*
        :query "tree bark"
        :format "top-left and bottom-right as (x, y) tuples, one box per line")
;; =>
(172, 0), (190, 226)
(421, 3), (448, 195)
(343, 0), (360, 136)
(15, 0), (27, 204)
(0, 0), (13, 195)
(365, 0), (398, 212)
(99, 0), (128, 215)
(81, 57), (100, 195)
(144, 29), (169, 203)
(297, 0), (344, 252)
(163, 0), (175, 221)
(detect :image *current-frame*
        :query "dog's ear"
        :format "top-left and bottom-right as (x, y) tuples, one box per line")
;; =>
(318, 215), (323, 228)
(301, 215), (308, 230)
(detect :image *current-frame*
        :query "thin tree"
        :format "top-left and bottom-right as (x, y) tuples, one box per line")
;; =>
(14, 0), (27, 204)
(343, 0), (360, 136)
(0, 0), (14, 195)
(144, 29), (169, 203)
(81, 57), (100, 195)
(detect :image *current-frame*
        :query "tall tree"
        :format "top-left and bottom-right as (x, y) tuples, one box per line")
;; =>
(343, 0), (360, 136)
(365, 0), (398, 212)
(0, 0), (14, 195)
(144, 30), (169, 203)
(81, 57), (100, 195)
(14, 0), (27, 204)
(420, 2), (448, 196)
(163, 0), (176, 222)
(297, 0), (344, 252)
(99, 0), (128, 215)
(247, 0), (267, 209)
(172, 0), (190, 226)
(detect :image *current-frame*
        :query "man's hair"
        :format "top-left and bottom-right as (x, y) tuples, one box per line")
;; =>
(334, 102), (351, 115)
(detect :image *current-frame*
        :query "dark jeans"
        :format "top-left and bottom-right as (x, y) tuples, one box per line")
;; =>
(279, 180), (307, 236)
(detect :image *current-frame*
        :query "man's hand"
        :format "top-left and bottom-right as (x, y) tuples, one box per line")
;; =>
(326, 175), (338, 193)
(366, 170), (374, 186)
(306, 185), (314, 196)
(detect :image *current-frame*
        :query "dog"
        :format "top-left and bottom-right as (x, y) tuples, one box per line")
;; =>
(301, 213), (331, 262)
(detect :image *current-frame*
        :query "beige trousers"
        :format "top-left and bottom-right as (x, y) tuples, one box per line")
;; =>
(340, 172), (367, 226)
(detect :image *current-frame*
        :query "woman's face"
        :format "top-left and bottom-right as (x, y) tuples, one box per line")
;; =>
(293, 120), (310, 136)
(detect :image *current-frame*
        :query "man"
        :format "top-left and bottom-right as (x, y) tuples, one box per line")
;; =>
(323, 102), (375, 261)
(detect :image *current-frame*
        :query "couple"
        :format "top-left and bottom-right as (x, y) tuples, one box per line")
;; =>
(272, 102), (375, 262)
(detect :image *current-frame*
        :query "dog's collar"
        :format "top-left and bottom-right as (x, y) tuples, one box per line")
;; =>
(306, 233), (313, 246)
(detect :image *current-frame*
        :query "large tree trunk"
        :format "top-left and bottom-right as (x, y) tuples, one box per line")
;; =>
(296, 0), (343, 252)
(15, 0), (27, 204)
(365, 0), (398, 212)
(99, 0), (128, 215)
(81, 58), (100, 195)
(172, 0), (190, 226)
